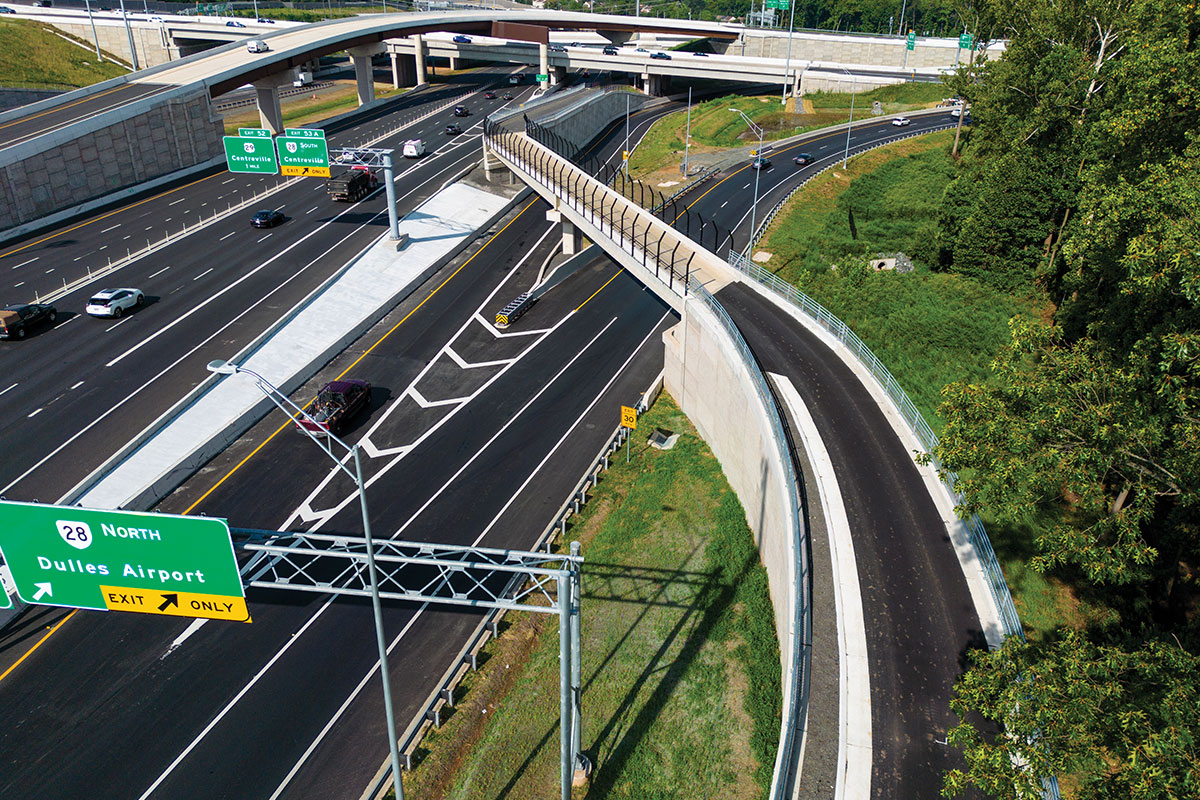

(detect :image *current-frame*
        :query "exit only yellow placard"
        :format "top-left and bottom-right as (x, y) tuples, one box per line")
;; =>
(100, 585), (251, 622)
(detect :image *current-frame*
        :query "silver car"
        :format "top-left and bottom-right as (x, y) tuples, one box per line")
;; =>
(86, 287), (144, 318)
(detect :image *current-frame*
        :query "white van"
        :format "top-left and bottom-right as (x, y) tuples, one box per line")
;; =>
(246, 40), (269, 54)
(402, 139), (426, 158)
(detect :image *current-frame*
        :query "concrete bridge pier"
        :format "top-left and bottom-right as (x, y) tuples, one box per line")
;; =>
(539, 43), (550, 89)
(252, 70), (298, 134)
(551, 65), (566, 86)
(641, 73), (666, 96)
(561, 217), (580, 255)
(413, 34), (428, 86)
(391, 52), (417, 88)
(349, 43), (386, 106)
(482, 142), (513, 183)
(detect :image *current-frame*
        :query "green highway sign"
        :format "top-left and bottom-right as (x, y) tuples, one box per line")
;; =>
(276, 127), (330, 177)
(765, 0), (790, 8)
(536, 73), (549, 82)
(0, 500), (248, 622)
(959, 33), (974, 49)
(223, 131), (278, 175)
(907, 31), (916, 50)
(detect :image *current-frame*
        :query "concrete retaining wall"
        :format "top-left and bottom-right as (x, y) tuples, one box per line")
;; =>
(41, 19), (178, 67)
(735, 30), (1003, 69)
(800, 70), (904, 94)
(535, 89), (653, 149)
(0, 89), (224, 231)
(663, 299), (797, 668)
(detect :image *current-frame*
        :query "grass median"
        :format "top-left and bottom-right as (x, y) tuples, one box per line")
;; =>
(397, 393), (781, 799)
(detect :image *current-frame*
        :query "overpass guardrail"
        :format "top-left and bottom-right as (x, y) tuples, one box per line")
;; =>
(482, 119), (807, 800)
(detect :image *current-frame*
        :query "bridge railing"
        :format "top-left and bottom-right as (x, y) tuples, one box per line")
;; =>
(482, 118), (809, 800)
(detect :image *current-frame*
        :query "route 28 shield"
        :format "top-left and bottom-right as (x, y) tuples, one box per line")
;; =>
(286, 141), (298, 153)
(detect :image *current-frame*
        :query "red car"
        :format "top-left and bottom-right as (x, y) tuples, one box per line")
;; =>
(299, 379), (371, 435)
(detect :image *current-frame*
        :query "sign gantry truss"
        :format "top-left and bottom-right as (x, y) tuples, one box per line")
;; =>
(230, 528), (586, 800)
(235, 529), (577, 614)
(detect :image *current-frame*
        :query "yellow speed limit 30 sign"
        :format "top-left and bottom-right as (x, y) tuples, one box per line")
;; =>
(620, 405), (637, 429)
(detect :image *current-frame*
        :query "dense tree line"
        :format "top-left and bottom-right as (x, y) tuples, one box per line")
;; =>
(930, 0), (1200, 797)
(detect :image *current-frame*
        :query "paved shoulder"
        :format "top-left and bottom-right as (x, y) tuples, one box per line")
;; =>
(715, 280), (985, 798)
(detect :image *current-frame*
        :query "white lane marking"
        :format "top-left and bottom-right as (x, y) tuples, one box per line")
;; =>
(193, 268), (214, 281)
(474, 312), (551, 338)
(219, 231), (236, 241)
(44, 268), (54, 274)
(135, 597), (339, 800)
(168, 198), (186, 206)
(123, 235), (131, 240)
(160, 618), (207, 660)
(70, 381), (84, 390)
(99, 245), (108, 251)
(265, 605), (429, 800)
(0, 383), (17, 397)
(742, 182), (751, 189)
(28, 408), (43, 418)
(146, 226), (154, 231)
(73, 256), (84, 262)
(256, 234), (272, 242)
(101, 224), (121, 233)
(148, 266), (170, 279)
(13, 281), (23, 287)
(407, 386), (468, 408)
(444, 346), (514, 370)
(305, 206), (318, 214)
(379, 317), (621, 542)
(472, 308), (672, 546)
(13, 256), (38, 269)
(720, 200), (728, 208)
(105, 317), (132, 332)
(221, 177), (235, 184)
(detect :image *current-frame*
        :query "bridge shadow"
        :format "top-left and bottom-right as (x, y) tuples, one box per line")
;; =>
(488, 539), (760, 799)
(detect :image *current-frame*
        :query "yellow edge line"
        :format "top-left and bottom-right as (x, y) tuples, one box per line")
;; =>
(575, 270), (620, 313)
(182, 199), (537, 516)
(0, 84), (127, 133)
(0, 610), (78, 684)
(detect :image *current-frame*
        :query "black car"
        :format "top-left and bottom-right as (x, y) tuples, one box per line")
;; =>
(445, 123), (462, 135)
(251, 209), (284, 228)
(453, 105), (469, 117)
(256, 17), (274, 23)
(548, 44), (566, 52)
(502, 92), (513, 100)
(751, 156), (772, 170)
(0, 303), (57, 340)
(484, 91), (496, 99)
(793, 153), (814, 165)
(650, 52), (671, 60)
(0, 7), (16, 14)
(692, 51), (709, 57)
(602, 45), (618, 55)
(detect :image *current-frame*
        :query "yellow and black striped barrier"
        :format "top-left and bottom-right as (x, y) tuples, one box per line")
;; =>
(495, 292), (534, 328)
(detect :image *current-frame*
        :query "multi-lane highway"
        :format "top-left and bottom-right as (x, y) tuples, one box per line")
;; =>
(0, 72), (526, 502)
(1, 38), (977, 797)
(0, 72), (687, 799)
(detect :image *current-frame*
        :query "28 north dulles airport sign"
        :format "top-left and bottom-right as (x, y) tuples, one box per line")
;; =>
(0, 500), (249, 622)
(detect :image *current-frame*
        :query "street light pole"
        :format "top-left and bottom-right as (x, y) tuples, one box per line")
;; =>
(781, 0), (796, 106)
(730, 108), (764, 255)
(683, 87), (692, 177)
(841, 67), (856, 169)
(84, 0), (102, 61)
(624, 92), (630, 175)
(205, 360), (406, 800)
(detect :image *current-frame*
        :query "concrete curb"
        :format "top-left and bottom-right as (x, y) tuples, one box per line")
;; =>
(770, 374), (871, 800)
(61, 180), (533, 512)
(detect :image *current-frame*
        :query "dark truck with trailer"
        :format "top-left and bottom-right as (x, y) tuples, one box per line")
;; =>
(327, 167), (378, 202)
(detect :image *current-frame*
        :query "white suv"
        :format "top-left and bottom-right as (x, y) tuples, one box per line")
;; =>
(86, 288), (144, 318)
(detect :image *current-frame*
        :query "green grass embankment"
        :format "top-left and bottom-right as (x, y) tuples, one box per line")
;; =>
(399, 393), (781, 800)
(0, 18), (128, 88)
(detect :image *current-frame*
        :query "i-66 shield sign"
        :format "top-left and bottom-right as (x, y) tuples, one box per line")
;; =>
(222, 129), (279, 174)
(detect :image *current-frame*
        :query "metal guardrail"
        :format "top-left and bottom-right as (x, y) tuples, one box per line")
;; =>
(484, 120), (807, 800)
(360, 373), (665, 800)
